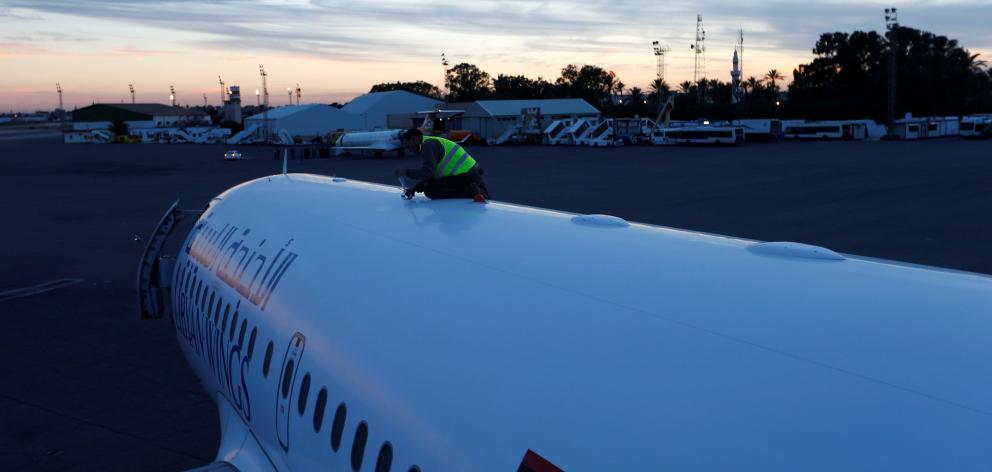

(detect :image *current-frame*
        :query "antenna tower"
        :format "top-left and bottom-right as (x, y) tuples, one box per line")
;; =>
(692, 14), (706, 83)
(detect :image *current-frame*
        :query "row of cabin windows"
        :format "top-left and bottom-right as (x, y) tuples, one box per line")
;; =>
(176, 261), (260, 362)
(178, 260), (416, 472)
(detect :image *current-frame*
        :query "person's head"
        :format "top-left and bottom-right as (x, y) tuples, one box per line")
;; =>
(401, 128), (423, 152)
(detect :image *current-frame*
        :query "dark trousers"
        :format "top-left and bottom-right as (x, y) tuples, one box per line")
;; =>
(412, 169), (490, 200)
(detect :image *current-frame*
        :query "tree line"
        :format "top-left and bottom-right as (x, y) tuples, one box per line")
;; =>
(369, 24), (991, 120)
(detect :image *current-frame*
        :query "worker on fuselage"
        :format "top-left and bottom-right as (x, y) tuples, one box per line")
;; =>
(394, 129), (490, 201)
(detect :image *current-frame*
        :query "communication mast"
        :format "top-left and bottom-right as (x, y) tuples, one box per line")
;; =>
(169, 85), (176, 107)
(218, 75), (226, 105)
(691, 14), (706, 83)
(129, 84), (135, 104)
(295, 83), (301, 105)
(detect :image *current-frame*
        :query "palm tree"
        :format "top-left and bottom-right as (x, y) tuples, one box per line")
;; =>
(628, 87), (645, 105)
(764, 69), (785, 91)
(740, 80), (751, 95)
(679, 80), (692, 94)
(746, 76), (761, 94)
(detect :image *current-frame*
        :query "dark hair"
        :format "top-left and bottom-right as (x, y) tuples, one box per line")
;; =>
(401, 128), (423, 141)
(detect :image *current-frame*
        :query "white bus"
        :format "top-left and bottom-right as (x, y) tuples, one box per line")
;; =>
(651, 126), (745, 145)
(783, 121), (867, 140)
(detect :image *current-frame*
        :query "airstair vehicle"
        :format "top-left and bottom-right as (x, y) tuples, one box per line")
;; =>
(960, 114), (992, 139)
(567, 118), (597, 145)
(542, 119), (575, 145)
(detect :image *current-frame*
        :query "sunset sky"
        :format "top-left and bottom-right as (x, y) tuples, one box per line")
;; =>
(1, 0), (990, 112)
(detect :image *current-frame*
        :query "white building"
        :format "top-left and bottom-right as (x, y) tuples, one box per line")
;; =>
(342, 91), (441, 130)
(244, 104), (361, 140)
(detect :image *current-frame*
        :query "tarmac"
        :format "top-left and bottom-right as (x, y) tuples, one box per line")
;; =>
(1, 135), (990, 471)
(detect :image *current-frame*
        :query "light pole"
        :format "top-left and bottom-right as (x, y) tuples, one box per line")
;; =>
(256, 89), (260, 106)
(885, 8), (898, 135)
(129, 84), (135, 104)
(287, 87), (293, 105)
(169, 85), (176, 107)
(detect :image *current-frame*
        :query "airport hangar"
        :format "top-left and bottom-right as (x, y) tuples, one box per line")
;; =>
(388, 98), (601, 141)
(70, 103), (210, 130)
(243, 104), (361, 140)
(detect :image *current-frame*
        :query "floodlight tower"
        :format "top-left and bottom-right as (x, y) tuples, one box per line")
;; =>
(56, 83), (63, 119)
(129, 84), (135, 104)
(691, 14), (706, 83)
(259, 65), (269, 141)
(652, 41), (671, 116)
(441, 52), (450, 98)
(218, 75), (226, 104)
(255, 89), (260, 106)
(295, 83), (301, 105)
(885, 7), (898, 133)
(287, 87), (293, 105)
(169, 85), (176, 106)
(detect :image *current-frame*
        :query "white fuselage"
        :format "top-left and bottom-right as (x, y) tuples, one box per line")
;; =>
(171, 174), (992, 471)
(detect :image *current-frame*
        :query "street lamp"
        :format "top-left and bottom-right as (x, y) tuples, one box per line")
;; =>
(255, 89), (260, 106)
(287, 87), (292, 105)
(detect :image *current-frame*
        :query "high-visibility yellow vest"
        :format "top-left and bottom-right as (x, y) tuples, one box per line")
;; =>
(423, 136), (477, 178)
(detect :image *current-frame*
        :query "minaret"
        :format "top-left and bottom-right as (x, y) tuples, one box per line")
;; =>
(731, 49), (742, 104)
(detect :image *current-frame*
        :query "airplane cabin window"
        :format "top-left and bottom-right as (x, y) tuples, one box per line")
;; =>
(214, 299), (223, 324)
(313, 388), (327, 432)
(351, 421), (368, 471)
(263, 341), (274, 377)
(246, 328), (258, 360)
(221, 306), (231, 333)
(229, 311), (239, 341)
(331, 403), (347, 452)
(238, 320), (248, 347)
(297, 373), (311, 416)
(281, 359), (295, 398)
(375, 442), (393, 472)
